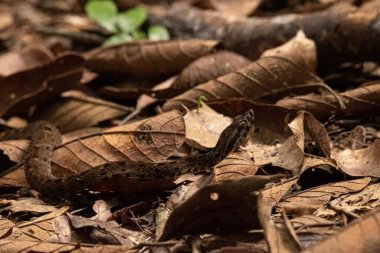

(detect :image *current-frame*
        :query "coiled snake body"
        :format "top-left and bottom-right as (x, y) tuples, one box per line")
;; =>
(0, 110), (254, 197)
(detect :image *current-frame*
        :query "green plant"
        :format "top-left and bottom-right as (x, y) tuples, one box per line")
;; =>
(85, 0), (170, 46)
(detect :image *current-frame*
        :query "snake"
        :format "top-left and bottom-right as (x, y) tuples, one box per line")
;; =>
(0, 110), (254, 197)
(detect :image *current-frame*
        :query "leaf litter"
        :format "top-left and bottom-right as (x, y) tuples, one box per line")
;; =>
(0, 0), (379, 252)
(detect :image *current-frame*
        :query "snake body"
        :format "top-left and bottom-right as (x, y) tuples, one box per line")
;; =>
(1, 110), (254, 197)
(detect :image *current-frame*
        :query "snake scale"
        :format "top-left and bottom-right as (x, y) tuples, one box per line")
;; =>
(0, 110), (254, 197)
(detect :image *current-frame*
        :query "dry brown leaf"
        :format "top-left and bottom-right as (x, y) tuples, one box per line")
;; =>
(0, 239), (135, 253)
(6, 207), (68, 241)
(257, 178), (300, 253)
(35, 90), (133, 133)
(213, 152), (258, 182)
(85, 39), (219, 78)
(0, 53), (84, 117)
(171, 50), (251, 92)
(315, 183), (380, 218)
(184, 103), (232, 149)
(276, 81), (380, 120)
(0, 45), (54, 77)
(332, 139), (380, 177)
(302, 207), (380, 253)
(277, 178), (371, 215)
(159, 175), (283, 240)
(163, 56), (327, 111)
(200, 0), (262, 16)
(261, 30), (317, 73)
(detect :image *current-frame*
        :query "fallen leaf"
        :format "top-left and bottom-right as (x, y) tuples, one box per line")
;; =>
(163, 56), (329, 111)
(277, 178), (371, 215)
(261, 30), (317, 73)
(35, 90), (133, 133)
(171, 50), (251, 93)
(85, 39), (219, 78)
(200, 0), (262, 16)
(276, 81), (380, 120)
(332, 139), (380, 177)
(302, 207), (380, 253)
(184, 103), (232, 149)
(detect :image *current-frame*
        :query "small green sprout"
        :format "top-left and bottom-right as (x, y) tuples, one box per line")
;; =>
(196, 95), (208, 113)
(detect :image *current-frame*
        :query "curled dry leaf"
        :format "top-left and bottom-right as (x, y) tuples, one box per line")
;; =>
(277, 177), (371, 216)
(302, 207), (380, 253)
(85, 39), (219, 78)
(163, 56), (327, 111)
(0, 53), (84, 117)
(184, 103), (232, 149)
(261, 30), (317, 73)
(159, 175), (283, 240)
(170, 50), (251, 95)
(332, 140), (380, 177)
(0, 45), (54, 77)
(276, 81), (380, 120)
(35, 90), (133, 133)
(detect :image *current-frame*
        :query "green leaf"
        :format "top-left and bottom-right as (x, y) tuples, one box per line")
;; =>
(148, 25), (170, 41)
(117, 7), (147, 33)
(132, 30), (147, 40)
(102, 33), (132, 47)
(85, 0), (118, 32)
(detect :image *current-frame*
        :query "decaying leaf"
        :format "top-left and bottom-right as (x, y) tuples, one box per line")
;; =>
(163, 56), (328, 111)
(184, 103), (232, 149)
(85, 39), (219, 78)
(35, 90), (133, 133)
(332, 140), (380, 177)
(302, 207), (380, 253)
(276, 81), (380, 120)
(277, 178), (371, 215)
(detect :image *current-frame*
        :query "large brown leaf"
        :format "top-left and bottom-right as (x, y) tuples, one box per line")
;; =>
(302, 207), (380, 253)
(276, 81), (380, 120)
(198, 0), (262, 16)
(85, 39), (219, 78)
(34, 90), (133, 133)
(0, 53), (84, 117)
(163, 56), (328, 111)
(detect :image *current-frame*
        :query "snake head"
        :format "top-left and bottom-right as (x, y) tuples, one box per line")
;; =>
(213, 109), (255, 156)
